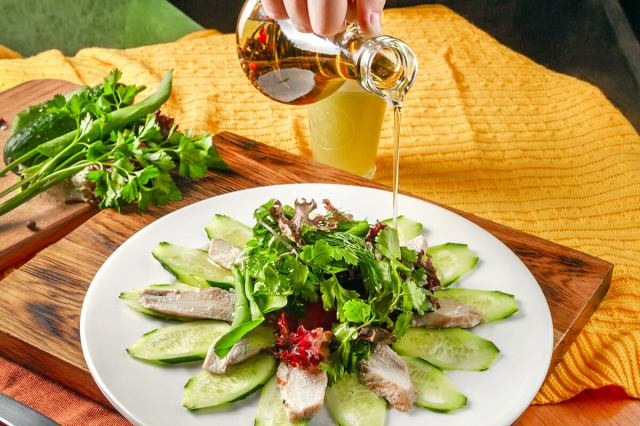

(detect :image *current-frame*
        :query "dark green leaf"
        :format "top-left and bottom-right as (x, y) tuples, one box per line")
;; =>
(319, 275), (359, 319)
(376, 228), (401, 260)
(301, 240), (334, 266)
(405, 280), (430, 314)
(342, 299), (372, 324)
(253, 265), (283, 296)
(143, 150), (175, 171)
(400, 246), (418, 263)
(68, 95), (82, 116)
(103, 69), (122, 95)
(51, 94), (67, 110)
(136, 165), (160, 185)
(324, 323), (370, 385)
(138, 115), (162, 141)
(176, 133), (212, 179)
(213, 319), (264, 358)
(256, 294), (288, 314)
(253, 199), (276, 223)
(394, 312), (413, 338)
(207, 143), (228, 170)
(120, 179), (139, 203)
(87, 140), (109, 161)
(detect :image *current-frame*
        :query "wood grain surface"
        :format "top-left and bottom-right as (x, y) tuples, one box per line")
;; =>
(0, 80), (619, 423)
(518, 386), (640, 425)
(0, 80), (98, 273)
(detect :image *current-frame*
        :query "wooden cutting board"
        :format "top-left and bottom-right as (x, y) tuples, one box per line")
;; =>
(0, 81), (612, 415)
(0, 80), (98, 273)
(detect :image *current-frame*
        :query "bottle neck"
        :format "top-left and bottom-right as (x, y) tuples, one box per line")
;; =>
(337, 28), (418, 106)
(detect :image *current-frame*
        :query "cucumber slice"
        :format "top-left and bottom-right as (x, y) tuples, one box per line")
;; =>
(127, 321), (230, 364)
(402, 356), (467, 412)
(119, 284), (195, 321)
(392, 328), (499, 371)
(382, 215), (423, 242)
(182, 353), (276, 409)
(255, 376), (307, 426)
(205, 214), (253, 248)
(325, 373), (386, 426)
(434, 288), (518, 322)
(427, 243), (479, 286)
(152, 242), (234, 288)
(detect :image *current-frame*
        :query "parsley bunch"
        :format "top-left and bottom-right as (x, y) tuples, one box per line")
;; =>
(0, 70), (226, 215)
(85, 114), (225, 210)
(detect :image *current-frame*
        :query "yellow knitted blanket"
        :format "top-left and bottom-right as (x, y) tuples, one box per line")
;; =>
(1, 5), (638, 404)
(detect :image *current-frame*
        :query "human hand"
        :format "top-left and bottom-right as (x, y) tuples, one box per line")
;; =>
(261, 0), (386, 37)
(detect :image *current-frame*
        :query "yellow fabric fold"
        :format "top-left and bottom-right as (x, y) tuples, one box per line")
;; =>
(0, 5), (638, 404)
(0, 45), (22, 59)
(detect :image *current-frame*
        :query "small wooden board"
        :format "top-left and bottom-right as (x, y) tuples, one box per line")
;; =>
(0, 81), (612, 412)
(0, 80), (98, 273)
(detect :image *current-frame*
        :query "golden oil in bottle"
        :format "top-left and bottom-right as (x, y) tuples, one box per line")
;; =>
(236, 0), (417, 106)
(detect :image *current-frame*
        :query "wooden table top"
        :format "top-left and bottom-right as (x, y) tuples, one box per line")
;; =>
(519, 387), (640, 425)
(1, 80), (637, 425)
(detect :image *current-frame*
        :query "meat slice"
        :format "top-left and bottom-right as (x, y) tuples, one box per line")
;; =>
(138, 287), (234, 321)
(403, 234), (428, 252)
(208, 238), (242, 269)
(276, 363), (327, 422)
(411, 298), (483, 328)
(359, 344), (416, 411)
(203, 337), (261, 374)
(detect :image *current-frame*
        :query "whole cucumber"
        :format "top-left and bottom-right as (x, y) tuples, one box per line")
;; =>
(36, 71), (173, 160)
(8, 86), (88, 135)
(1, 71), (172, 177)
(3, 113), (76, 166)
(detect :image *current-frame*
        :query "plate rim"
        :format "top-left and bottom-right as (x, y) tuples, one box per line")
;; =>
(80, 182), (554, 426)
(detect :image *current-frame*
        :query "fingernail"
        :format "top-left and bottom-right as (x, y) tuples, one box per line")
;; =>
(368, 12), (381, 35)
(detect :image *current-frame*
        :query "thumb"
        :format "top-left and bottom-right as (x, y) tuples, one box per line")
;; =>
(355, 0), (385, 35)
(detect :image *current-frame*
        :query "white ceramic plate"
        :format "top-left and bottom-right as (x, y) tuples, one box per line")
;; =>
(81, 183), (553, 426)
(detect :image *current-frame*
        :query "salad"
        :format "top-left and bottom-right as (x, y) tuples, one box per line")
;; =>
(120, 198), (518, 425)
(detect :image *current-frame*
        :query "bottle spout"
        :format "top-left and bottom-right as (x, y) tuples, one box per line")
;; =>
(357, 36), (418, 107)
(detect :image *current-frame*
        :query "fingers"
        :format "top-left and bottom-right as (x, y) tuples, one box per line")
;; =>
(346, 0), (357, 23)
(355, 0), (385, 35)
(266, 0), (384, 36)
(262, 0), (288, 19)
(283, 0), (312, 32)
(307, 0), (349, 37)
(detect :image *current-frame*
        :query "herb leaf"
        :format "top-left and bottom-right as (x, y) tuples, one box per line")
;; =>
(176, 132), (213, 179)
(376, 228), (401, 260)
(342, 299), (372, 324)
(320, 275), (360, 319)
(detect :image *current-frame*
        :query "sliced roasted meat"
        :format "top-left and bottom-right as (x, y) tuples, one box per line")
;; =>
(403, 234), (428, 253)
(208, 238), (242, 269)
(138, 287), (234, 321)
(358, 326), (394, 344)
(359, 344), (416, 411)
(411, 298), (483, 328)
(276, 362), (327, 422)
(203, 338), (260, 374)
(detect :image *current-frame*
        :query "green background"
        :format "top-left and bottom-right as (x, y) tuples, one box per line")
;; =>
(0, 0), (202, 56)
